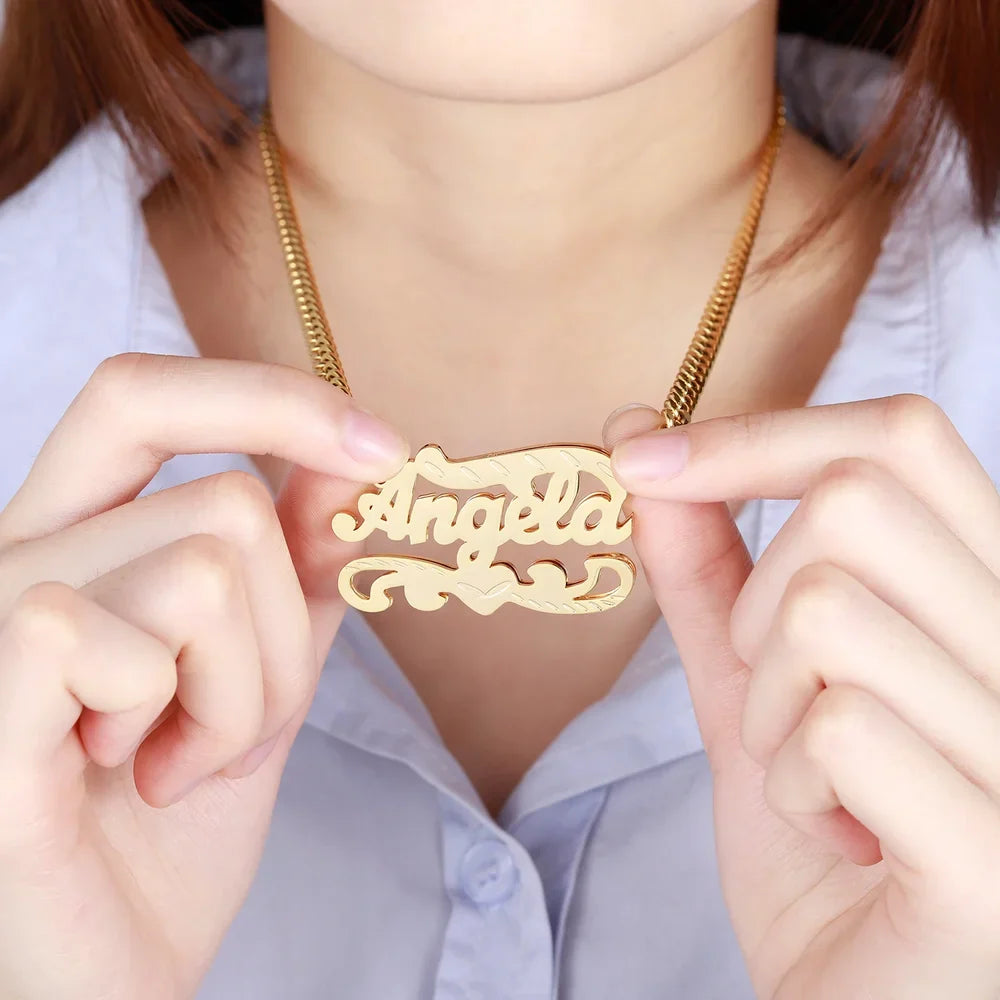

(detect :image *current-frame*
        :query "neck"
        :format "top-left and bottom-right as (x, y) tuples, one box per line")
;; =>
(150, 3), (887, 488)
(265, 3), (779, 276)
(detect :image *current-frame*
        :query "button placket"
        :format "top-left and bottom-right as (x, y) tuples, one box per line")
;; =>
(433, 796), (554, 999)
(459, 839), (521, 907)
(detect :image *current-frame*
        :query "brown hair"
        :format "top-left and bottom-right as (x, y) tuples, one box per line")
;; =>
(0, 0), (998, 230)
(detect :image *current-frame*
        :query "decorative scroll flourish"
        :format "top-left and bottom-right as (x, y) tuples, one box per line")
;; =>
(331, 444), (635, 615)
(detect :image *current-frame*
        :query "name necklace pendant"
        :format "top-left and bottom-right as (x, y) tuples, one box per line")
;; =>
(259, 96), (785, 616)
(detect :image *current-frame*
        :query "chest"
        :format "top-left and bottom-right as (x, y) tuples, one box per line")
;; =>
(145, 161), (889, 811)
(353, 523), (664, 814)
(198, 714), (753, 999)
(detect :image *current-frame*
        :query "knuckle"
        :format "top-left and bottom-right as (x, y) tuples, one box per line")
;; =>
(83, 354), (187, 429)
(183, 706), (262, 763)
(200, 470), (277, 548)
(144, 645), (181, 710)
(723, 409), (774, 450)
(677, 526), (753, 595)
(269, 664), (315, 724)
(222, 701), (265, 750)
(803, 458), (885, 539)
(255, 358), (302, 398)
(84, 352), (148, 409)
(215, 686), (266, 750)
(879, 393), (951, 457)
(761, 754), (792, 814)
(255, 363), (340, 429)
(726, 411), (756, 446)
(171, 534), (243, 613)
(2, 582), (85, 657)
(91, 351), (147, 385)
(776, 563), (853, 649)
(729, 585), (766, 665)
(105, 638), (179, 718)
(800, 685), (877, 762)
(728, 597), (755, 665)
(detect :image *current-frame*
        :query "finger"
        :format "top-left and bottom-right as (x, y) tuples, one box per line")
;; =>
(625, 494), (754, 767)
(609, 394), (1000, 574)
(730, 459), (1000, 683)
(601, 404), (665, 520)
(80, 535), (268, 804)
(742, 563), (1000, 805)
(601, 403), (664, 450)
(274, 463), (365, 664)
(602, 405), (756, 767)
(0, 583), (176, 769)
(765, 684), (1000, 926)
(2, 470), (349, 743)
(0, 353), (409, 543)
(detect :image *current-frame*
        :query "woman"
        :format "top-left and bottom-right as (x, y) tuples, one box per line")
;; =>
(0, 0), (999, 997)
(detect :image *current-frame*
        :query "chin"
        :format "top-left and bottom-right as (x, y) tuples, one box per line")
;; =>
(267, 0), (764, 103)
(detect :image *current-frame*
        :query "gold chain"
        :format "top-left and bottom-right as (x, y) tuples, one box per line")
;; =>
(258, 117), (352, 394)
(661, 95), (786, 427)
(259, 93), (785, 428)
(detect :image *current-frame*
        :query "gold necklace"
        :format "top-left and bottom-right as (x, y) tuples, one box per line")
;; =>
(259, 95), (785, 617)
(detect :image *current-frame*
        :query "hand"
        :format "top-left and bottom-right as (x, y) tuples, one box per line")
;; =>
(605, 394), (1000, 1000)
(0, 354), (408, 1000)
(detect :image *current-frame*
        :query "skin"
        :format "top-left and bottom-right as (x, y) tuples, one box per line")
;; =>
(4, 0), (995, 998)
(0, 356), (410, 998)
(604, 398), (1000, 998)
(149, 0), (888, 811)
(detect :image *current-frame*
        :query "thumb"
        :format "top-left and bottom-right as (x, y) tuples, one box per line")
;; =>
(274, 464), (372, 666)
(604, 404), (754, 770)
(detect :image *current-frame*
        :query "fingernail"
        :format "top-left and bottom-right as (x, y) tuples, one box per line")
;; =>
(612, 430), (690, 485)
(225, 733), (281, 779)
(342, 404), (409, 474)
(605, 402), (653, 423)
(602, 403), (664, 449)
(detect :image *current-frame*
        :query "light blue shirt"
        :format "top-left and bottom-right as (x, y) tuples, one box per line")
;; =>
(1, 29), (999, 1000)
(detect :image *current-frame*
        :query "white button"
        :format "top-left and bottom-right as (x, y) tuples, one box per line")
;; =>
(459, 839), (520, 906)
